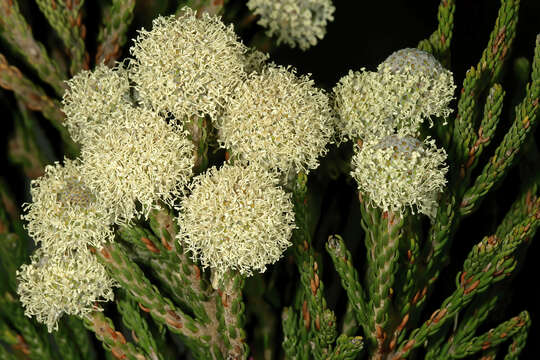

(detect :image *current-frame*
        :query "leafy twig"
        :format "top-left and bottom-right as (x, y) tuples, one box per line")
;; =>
(460, 34), (539, 215)
(449, 311), (530, 358)
(391, 200), (540, 359)
(417, 0), (455, 68)
(0, 53), (78, 156)
(96, 0), (136, 66)
(0, 0), (66, 95)
(116, 290), (163, 360)
(290, 172), (337, 359)
(452, 0), (520, 170)
(35, 0), (88, 75)
(84, 310), (146, 360)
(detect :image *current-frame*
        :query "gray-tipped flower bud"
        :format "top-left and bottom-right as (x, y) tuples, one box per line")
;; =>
(351, 135), (448, 217)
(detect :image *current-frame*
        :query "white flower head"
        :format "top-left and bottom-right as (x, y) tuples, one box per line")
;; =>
(377, 48), (456, 133)
(247, 0), (335, 50)
(22, 158), (114, 256)
(351, 135), (448, 217)
(129, 9), (249, 120)
(62, 64), (131, 144)
(177, 164), (295, 282)
(217, 65), (335, 175)
(16, 249), (116, 332)
(333, 69), (394, 142)
(80, 105), (195, 224)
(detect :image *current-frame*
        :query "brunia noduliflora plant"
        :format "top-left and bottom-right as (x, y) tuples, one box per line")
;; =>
(247, 0), (336, 50)
(3, 0), (536, 357)
(216, 64), (335, 177)
(16, 249), (116, 332)
(177, 164), (296, 287)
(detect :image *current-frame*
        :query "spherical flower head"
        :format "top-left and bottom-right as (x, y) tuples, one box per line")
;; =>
(62, 64), (131, 144)
(22, 158), (114, 256)
(177, 164), (295, 282)
(247, 0), (335, 50)
(351, 135), (448, 217)
(216, 65), (335, 175)
(333, 69), (394, 142)
(80, 105), (195, 224)
(377, 48), (456, 133)
(129, 9), (249, 120)
(16, 249), (116, 332)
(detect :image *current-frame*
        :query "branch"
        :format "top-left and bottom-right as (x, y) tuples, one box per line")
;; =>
(35, 0), (88, 75)
(95, 0), (136, 66)
(0, 0), (66, 95)
(0, 53), (78, 156)
(84, 310), (146, 360)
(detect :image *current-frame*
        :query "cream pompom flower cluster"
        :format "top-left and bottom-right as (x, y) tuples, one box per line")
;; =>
(129, 9), (250, 121)
(377, 48), (456, 133)
(19, 7), (339, 329)
(216, 64), (335, 176)
(22, 159), (114, 256)
(334, 48), (456, 141)
(17, 249), (116, 332)
(79, 106), (195, 224)
(334, 48), (454, 216)
(247, 0), (335, 51)
(62, 64), (132, 144)
(177, 164), (296, 283)
(351, 135), (448, 217)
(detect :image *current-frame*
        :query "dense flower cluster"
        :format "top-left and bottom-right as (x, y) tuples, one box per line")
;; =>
(377, 48), (456, 132)
(62, 64), (131, 144)
(129, 9), (249, 120)
(334, 48), (454, 215)
(80, 105), (195, 223)
(334, 48), (455, 140)
(247, 0), (335, 50)
(17, 250), (116, 332)
(351, 135), (448, 217)
(177, 164), (295, 283)
(22, 159), (114, 256)
(216, 65), (335, 175)
(333, 69), (391, 141)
